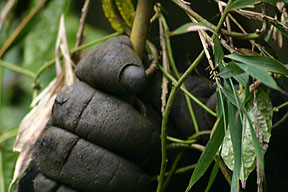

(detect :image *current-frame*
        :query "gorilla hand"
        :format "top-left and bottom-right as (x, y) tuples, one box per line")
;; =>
(21, 36), (160, 192)
(17, 35), (217, 192)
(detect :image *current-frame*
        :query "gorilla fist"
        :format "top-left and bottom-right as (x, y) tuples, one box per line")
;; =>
(17, 36), (216, 192)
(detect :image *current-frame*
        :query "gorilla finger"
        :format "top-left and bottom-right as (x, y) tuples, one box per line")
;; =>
(33, 174), (77, 192)
(36, 126), (152, 192)
(75, 35), (147, 95)
(51, 81), (159, 160)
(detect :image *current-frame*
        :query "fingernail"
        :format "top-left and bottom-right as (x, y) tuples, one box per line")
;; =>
(120, 65), (147, 94)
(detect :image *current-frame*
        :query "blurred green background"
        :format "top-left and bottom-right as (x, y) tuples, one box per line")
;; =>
(0, 0), (113, 191)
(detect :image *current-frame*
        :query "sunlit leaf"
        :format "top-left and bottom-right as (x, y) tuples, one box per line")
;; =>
(227, 0), (288, 11)
(102, 0), (135, 32)
(102, 0), (123, 32)
(205, 151), (221, 192)
(23, 0), (69, 66)
(186, 117), (225, 191)
(219, 62), (244, 78)
(228, 103), (242, 192)
(234, 73), (249, 87)
(10, 15), (76, 191)
(234, 61), (278, 90)
(169, 22), (213, 36)
(213, 36), (224, 68)
(221, 88), (272, 184)
(115, 0), (135, 27)
(226, 54), (288, 75)
(270, 22), (288, 39)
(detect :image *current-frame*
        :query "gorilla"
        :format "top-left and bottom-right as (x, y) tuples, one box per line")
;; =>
(16, 35), (220, 192)
(16, 35), (288, 192)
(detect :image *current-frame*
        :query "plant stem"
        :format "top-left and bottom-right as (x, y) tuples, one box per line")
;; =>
(159, 10), (199, 133)
(153, 163), (197, 180)
(272, 111), (288, 129)
(0, 151), (4, 192)
(0, 60), (36, 78)
(158, 64), (216, 117)
(170, 0), (261, 40)
(156, 50), (204, 192)
(274, 101), (288, 111)
(157, 1), (233, 190)
(70, 32), (121, 55)
(33, 32), (121, 85)
(0, 127), (18, 144)
(163, 150), (185, 189)
(130, 0), (154, 59)
(0, 0), (48, 58)
(167, 136), (197, 144)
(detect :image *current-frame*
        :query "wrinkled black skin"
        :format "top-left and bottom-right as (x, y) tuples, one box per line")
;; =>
(17, 35), (288, 192)
(17, 36), (221, 192)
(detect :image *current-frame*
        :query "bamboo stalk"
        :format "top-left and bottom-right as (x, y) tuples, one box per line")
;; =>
(130, 0), (154, 59)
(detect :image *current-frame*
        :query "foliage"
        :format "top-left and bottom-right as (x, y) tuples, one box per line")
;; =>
(0, 0), (288, 192)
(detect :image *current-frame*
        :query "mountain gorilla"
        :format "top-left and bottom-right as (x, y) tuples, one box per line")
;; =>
(16, 35), (221, 191)
(16, 1), (288, 192)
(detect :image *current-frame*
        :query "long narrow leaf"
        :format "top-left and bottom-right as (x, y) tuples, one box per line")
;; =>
(213, 36), (224, 68)
(0, 152), (4, 192)
(271, 22), (288, 39)
(241, 107), (265, 169)
(169, 22), (214, 36)
(219, 62), (244, 78)
(228, 104), (242, 192)
(227, 0), (288, 11)
(234, 62), (278, 90)
(205, 152), (221, 192)
(186, 116), (225, 191)
(234, 73), (249, 87)
(226, 54), (288, 75)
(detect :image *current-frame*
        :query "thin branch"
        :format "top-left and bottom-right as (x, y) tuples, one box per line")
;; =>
(158, 4), (200, 133)
(156, 50), (204, 192)
(159, 11), (170, 115)
(272, 111), (288, 129)
(33, 32), (121, 85)
(158, 64), (216, 117)
(0, 60), (36, 78)
(170, 0), (262, 40)
(145, 41), (158, 77)
(0, 0), (48, 58)
(153, 163), (197, 180)
(163, 150), (185, 189)
(274, 101), (288, 112)
(130, 0), (154, 59)
(72, 0), (91, 63)
(74, 0), (90, 49)
(0, 0), (16, 29)
(167, 136), (197, 144)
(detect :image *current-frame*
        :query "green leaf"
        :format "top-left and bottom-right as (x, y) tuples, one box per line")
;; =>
(228, 104), (242, 192)
(213, 36), (224, 68)
(0, 128), (18, 145)
(102, 0), (124, 32)
(226, 54), (288, 75)
(219, 62), (244, 78)
(169, 22), (213, 36)
(221, 88), (272, 183)
(102, 0), (135, 32)
(205, 154), (221, 192)
(234, 73), (249, 87)
(235, 61), (278, 89)
(115, 0), (135, 28)
(270, 22), (288, 39)
(227, 0), (288, 11)
(23, 0), (70, 66)
(221, 86), (239, 107)
(186, 116), (225, 191)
